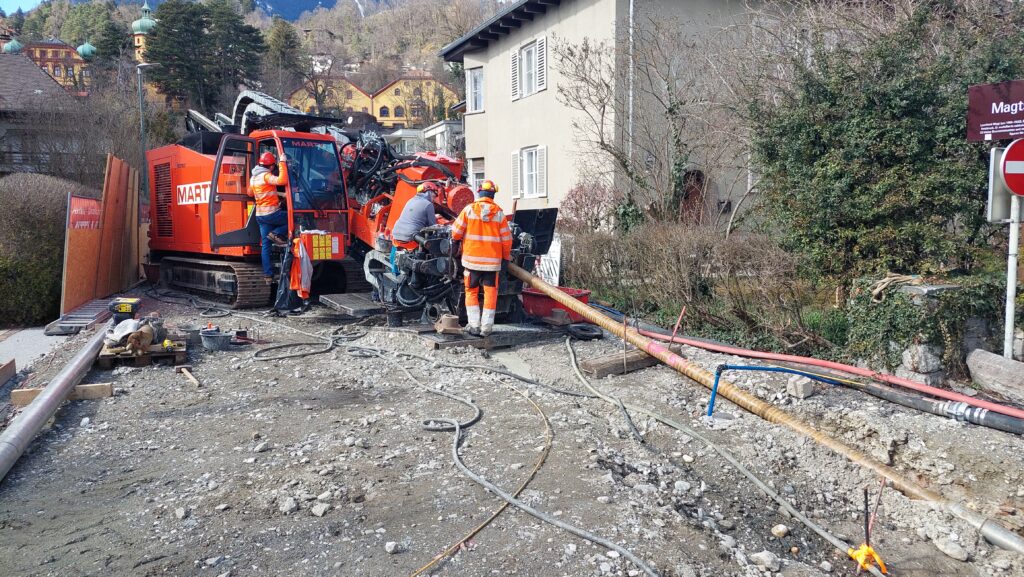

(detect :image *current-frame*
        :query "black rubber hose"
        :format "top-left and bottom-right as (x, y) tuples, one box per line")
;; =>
(844, 378), (1024, 436)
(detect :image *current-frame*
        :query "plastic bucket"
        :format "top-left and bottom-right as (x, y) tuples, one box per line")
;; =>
(200, 329), (232, 352)
(521, 286), (592, 323)
(177, 324), (202, 346)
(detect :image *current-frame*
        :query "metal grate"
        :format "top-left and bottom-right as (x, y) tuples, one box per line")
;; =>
(154, 163), (173, 237)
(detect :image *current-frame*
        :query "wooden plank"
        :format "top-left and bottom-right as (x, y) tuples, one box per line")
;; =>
(10, 382), (113, 407)
(60, 228), (104, 313)
(579, 346), (680, 378)
(0, 359), (15, 386)
(96, 154), (116, 299)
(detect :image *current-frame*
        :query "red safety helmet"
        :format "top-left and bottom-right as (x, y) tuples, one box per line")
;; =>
(477, 179), (498, 195)
(258, 152), (277, 167)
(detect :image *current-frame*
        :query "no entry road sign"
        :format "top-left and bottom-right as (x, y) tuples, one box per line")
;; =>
(1001, 139), (1024, 196)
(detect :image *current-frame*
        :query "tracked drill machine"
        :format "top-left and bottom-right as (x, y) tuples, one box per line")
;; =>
(146, 90), (557, 321)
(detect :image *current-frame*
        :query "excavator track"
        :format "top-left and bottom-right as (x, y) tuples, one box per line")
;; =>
(159, 257), (272, 309)
(341, 256), (374, 293)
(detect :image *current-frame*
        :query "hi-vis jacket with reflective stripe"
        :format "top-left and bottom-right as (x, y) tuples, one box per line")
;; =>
(248, 162), (289, 216)
(451, 197), (513, 272)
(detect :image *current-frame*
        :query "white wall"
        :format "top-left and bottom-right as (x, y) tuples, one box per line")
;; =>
(462, 0), (619, 212)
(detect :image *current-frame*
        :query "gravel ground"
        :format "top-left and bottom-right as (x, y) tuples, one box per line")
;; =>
(0, 294), (1022, 577)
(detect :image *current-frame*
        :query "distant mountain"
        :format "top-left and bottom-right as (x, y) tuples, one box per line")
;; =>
(254, 0), (341, 21)
(61, 0), (353, 22)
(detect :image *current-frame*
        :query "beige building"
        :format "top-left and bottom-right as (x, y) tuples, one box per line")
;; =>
(442, 0), (747, 215)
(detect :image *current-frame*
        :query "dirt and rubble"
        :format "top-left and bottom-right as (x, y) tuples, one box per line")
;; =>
(1, 295), (1023, 577)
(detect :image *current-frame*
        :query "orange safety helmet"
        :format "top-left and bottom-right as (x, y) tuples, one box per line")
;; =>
(258, 152), (277, 167)
(477, 179), (498, 196)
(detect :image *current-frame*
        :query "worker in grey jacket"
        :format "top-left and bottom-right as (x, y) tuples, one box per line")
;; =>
(392, 182), (440, 246)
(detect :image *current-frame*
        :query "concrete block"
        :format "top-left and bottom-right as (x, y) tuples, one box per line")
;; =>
(894, 366), (945, 387)
(901, 344), (943, 374)
(967, 349), (1024, 403)
(786, 375), (815, 400)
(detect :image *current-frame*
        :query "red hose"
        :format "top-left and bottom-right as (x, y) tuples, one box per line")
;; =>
(636, 328), (1024, 421)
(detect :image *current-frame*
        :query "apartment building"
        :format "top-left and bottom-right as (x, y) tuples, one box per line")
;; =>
(441, 0), (745, 213)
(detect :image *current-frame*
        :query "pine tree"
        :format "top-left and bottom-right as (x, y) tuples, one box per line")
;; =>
(9, 9), (25, 35)
(60, 2), (113, 46)
(263, 17), (303, 100)
(145, 0), (219, 112)
(205, 0), (265, 92)
(145, 0), (264, 113)
(95, 18), (126, 62)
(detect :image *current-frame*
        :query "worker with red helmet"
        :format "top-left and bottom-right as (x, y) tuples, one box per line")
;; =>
(249, 151), (290, 283)
(392, 182), (441, 250)
(450, 179), (512, 336)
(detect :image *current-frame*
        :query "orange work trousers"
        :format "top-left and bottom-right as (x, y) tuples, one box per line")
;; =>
(464, 270), (499, 312)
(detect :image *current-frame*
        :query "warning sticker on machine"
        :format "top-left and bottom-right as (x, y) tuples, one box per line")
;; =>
(177, 181), (211, 205)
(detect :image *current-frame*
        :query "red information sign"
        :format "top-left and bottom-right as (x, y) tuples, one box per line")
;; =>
(968, 80), (1024, 142)
(68, 195), (102, 229)
(1000, 139), (1024, 196)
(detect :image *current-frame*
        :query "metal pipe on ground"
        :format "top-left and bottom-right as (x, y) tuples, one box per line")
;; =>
(0, 324), (107, 484)
(507, 263), (1024, 555)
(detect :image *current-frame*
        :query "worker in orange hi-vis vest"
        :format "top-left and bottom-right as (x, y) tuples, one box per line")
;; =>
(248, 151), (290, 284)
(450, 180), (513, 337)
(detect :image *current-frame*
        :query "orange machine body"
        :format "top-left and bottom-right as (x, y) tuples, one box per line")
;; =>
(345, 151), (471, 249)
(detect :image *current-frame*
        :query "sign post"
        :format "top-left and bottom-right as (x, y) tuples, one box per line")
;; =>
(998, 140), (1024, 358)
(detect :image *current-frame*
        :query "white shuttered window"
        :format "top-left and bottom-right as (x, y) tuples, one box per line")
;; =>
(511, 36), (547, 100)
(466, 68), (484, 112)
(513, 146), (547, 199)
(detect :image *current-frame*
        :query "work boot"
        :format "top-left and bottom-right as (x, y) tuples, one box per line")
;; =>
(480, 309), (495, 337)
(267, 233), (288, 247)
(465, 304), (481, 336)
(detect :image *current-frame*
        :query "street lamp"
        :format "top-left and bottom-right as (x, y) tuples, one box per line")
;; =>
(137, 62), (158, 204)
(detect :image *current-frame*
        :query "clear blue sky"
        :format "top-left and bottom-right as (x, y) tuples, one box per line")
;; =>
(1, 0), (41, 15)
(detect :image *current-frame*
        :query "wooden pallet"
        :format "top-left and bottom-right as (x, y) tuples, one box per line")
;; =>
(95, 340), (187, 369)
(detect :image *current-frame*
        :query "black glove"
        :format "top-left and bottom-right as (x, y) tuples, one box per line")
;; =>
(501, 259), (509, 273)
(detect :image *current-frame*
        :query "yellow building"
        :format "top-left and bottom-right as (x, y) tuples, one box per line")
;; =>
(288, 74), (459, 129)
(22, 38), (92, 92)
(371, 76), (459, 129)
(289, 77), (372, 117)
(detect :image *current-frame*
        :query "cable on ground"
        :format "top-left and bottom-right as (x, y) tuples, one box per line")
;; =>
(564, 338), (885, 577)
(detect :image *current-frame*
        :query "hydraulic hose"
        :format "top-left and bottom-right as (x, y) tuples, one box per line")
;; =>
(507, 263), (1024, 555)
(634, 328), (1024, 421)
(769, 362), (1024, 436)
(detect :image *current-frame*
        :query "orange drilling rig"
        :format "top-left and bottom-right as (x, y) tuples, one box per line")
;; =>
(146, 91), (556, 321)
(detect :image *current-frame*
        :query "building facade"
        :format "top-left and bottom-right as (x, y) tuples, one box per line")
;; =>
(22, 39), (91, 92)
(290, 77), (373, 118)
(288, 74), (459, 130)
(441, 0), (748, 215)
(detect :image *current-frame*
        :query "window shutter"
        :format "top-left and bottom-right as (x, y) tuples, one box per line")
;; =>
(511, 151), (521, 197)
(536, 36), (547, 92)
(537, 146), (547, 198)
(510, 51), (520, 101)
(465, 68), (472, 111)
